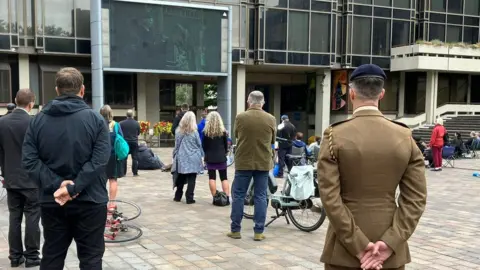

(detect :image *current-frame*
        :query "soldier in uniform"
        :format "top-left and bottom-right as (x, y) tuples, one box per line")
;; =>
(317, 64), (427, 270)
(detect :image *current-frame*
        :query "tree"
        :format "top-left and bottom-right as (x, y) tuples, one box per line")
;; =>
(204, 84), (217, 108)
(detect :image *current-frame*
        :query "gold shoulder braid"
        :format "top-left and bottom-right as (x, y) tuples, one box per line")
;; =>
(328, 126), (336, 161)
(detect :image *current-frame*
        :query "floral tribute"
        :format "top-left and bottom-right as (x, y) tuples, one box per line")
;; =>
(153, 121), (173, 136)
(139, 121), (150, 135)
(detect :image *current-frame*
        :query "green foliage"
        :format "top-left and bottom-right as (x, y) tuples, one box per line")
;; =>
(416, 39), (480, 49)
(204, 84), (217, 108)
(175, 83), (193, 106)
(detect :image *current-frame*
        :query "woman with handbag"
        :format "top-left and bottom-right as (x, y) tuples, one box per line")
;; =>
(100, 105), (126, 209)
(202, 111), (230, 205)
(172, 111), (204, 204)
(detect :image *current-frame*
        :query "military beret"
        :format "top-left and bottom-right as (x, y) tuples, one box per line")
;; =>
(350, 64), (387, 81)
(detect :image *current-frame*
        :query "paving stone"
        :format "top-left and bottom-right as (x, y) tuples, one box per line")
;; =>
(1, 149), (479, 269)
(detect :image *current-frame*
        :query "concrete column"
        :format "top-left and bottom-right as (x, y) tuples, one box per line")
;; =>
(397, 72), (405, 118)
(272, 84), (281, 121)
(315, 69), (331, 135)
(18, 54), (30, 89)
(231, 65), (246, 136)
(196, 81), (204, 121)
(136, 73), (147, 121)
(145, 74), (160, 124)
(425, 71), (439, 124)
(467, 74), (472, 104)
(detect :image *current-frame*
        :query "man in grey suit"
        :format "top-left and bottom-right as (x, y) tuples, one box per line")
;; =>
(0, 89), (40, 268)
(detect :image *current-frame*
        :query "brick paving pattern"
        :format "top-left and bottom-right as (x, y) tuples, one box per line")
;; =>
(0, 148), (479, 269)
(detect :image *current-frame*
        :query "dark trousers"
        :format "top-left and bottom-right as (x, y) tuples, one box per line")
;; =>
(127, 141), (139, 175)
(40, 202), (107, 270)
(6, 188), (41, 261)
(278, 147), (292, 176)
(432, 146), (443, 168)
(174, 173), (197, 202)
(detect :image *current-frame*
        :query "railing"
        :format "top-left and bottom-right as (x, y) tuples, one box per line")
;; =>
(396, 104), (480, 129)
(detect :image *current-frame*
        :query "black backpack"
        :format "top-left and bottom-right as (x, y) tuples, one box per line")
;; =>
(213, 191), (229, 207)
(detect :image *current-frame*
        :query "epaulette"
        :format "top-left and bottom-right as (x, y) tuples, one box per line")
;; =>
(387, 119), (409, 128)
(330, 118), (352, 127)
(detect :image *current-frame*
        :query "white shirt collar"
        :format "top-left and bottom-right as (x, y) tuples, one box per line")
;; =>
(353, 106), (379, 115)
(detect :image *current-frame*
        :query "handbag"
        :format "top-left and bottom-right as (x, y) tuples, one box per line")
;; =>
(114, 123), (129, 161)
(213, 190), (229, 206)
(171, 134), (185, 189)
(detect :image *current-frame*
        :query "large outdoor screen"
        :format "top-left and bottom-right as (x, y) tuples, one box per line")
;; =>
(103, 0), (227, 74)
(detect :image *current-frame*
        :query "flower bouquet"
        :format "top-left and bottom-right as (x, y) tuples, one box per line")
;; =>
(153, 121), (173, 136)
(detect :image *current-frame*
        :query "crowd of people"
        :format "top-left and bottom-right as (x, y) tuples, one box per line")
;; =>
(0, 64), (430, 270)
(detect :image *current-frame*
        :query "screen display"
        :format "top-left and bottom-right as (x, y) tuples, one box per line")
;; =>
(106, 1), (225, 73)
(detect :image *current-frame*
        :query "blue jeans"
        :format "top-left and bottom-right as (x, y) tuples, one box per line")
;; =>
(230, 170), (268, 234)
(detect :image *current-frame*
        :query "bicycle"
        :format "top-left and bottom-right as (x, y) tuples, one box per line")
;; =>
(226, 138), (236, 167)
(104, 200), (143, 243)
(244, 138), (326, 232)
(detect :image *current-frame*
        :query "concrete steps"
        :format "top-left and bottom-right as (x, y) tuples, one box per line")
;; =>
(412, 115), (480, 142)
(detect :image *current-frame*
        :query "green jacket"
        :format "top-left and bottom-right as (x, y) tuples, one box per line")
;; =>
(234, 107), (276, 171)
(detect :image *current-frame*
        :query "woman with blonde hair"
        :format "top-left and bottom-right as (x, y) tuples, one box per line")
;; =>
(202, 111), (230, 203)
(172, 111), (204, 204)
(99, 105), (126, 209)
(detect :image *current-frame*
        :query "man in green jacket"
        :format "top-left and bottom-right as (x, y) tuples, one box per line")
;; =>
(227, 91), (276, 241)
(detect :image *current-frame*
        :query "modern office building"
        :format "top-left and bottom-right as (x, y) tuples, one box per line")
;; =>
(1, 0), (480, 137)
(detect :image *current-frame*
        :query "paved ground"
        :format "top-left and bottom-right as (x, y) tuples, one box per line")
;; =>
(1, 148), (480, 269)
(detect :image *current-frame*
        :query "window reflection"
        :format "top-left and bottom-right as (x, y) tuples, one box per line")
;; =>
(465, 0), (480, 16)
(105, 74), (134, 106)
(265, 9), (287, 50)
(352, 17), (371, 55)
(75, 0), (91, 38)
(288, 11), (308, 51)
(0, 0), (8, 33)
(447, 0), (463, 14)
(392, 20), (409, 47)
(310, 13), (330, 53)
(0, 69), (10, 103)
(463, 27), (479, 44)
(446, 25), (461, 43)
(231, 5), (240, 47)
(372, 18), (390, 56)
(430, 0), (446, 12)
(429, 23), (445, 41)
(44, 0), (74, 37)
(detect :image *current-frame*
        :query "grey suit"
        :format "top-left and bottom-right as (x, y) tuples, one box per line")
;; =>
(0, 109), (40, 261)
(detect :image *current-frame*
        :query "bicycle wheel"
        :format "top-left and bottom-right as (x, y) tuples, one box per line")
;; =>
(287, 197), (326, 232)
(108, 200), (141, 221)
(105, 223), (143, 243)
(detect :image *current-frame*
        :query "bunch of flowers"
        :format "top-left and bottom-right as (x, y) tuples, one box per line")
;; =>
(153, 121), (173, 136)
(139, 121), (150, 135)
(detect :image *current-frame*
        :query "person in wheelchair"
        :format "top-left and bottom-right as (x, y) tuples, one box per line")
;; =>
(289, 132), (312, 166)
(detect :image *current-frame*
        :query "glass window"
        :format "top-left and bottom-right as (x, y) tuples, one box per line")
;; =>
(351, 56), (371, 67)
(289, 0), (309, 10)
(265, 0), (287, 8)
(310, 54), (330, 66)
(430, 0), (446, 12)
(45, 38), (75, 53)
(0, 0), (8, 33)
(240, 6), (246, 47)
(105, 74), (134, 105)
(231, 6), (240, 47)
(311, 1), (331, 12)
(447, 0), (463, 13)
(248, 8), (254, 50)
(446, 25), (461, 42)
(35, 0), (43, 35)
(430, 13), (446, 23)
(288, 11), (308, 51)
(310, 13), (330, 53)
(393, 0), (409, 8)
(354, 5), (372, 15)
(464, 16), (479, 26)
(447, 15), (462, 25)
(265, 9), (287, 50)
(288, 52), (308, 65)
(392, 20), (409, 47)
(0, 69), (10, 103)
(175, 83), (193, 106)
(26, 0), (34, 36)
(265, 51), (286, 63)
(17, 0), (24, 35)
(372, 18), (390, 56)
(42, 71), (56, 104)
(429, 23), (445, 41)
(75, 0), (91, 38)
(374, 7), (392, 17)
(393, 9), (410, 19)
(464, 26), (479, 44)
(354, 0), (372, 4)
(375, 0), (391, 6)
(352, 17), (371, 55)
(465, 0), (480, 16)
(77, 39), (91, 54)
(44, 0), (74, 37)
(0, 35), (9, 49)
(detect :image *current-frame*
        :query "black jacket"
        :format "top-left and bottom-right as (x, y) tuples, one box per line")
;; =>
(171, 111), (187, 134)
(138, 144), (164, 170)
(0, 109), (36, 189)
(277, 121), (296, 149)
(120, 118), (140, 142)
(22, 95), (111, 204)
(202, 132), (228, 164)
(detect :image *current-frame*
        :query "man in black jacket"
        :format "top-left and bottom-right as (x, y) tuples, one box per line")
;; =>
(276, 115), (296, 177)
(171, 103), (189, 134)
(6, 103), (16, 114)
(0, 89), (40, 268)
(120, 109), (141, 176)
(22, 67), (110, 270)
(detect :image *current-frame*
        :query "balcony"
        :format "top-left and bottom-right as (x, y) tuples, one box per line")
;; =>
(390, 42), (480, 73)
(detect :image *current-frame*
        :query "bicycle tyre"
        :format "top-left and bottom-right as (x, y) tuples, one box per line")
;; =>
(287, 201), (326, 232)
(105, 224), (143, 243)
(243, 189), (269, 219)
(108, 200), (142, 221)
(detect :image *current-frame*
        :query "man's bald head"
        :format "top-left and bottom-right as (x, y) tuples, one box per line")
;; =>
(15, 89), (35, 108)
(126, 109), (134, 118)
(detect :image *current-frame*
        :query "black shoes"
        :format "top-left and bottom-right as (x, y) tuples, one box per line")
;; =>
(26, 258), (41, 268)
(186, 200), (196, 204)
(11, 257), (25, 267)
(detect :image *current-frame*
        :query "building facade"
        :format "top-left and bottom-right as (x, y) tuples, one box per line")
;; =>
(1, 0), (480, 137)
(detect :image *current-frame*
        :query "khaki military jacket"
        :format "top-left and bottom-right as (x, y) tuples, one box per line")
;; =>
(317, 109), (427, 268)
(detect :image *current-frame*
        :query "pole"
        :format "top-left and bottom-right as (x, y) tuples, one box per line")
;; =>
(90, 0), (104, 111)
(226, 6), (233, 135)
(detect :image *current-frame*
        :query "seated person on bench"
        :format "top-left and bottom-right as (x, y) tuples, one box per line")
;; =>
(414, 135), (432, 168)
